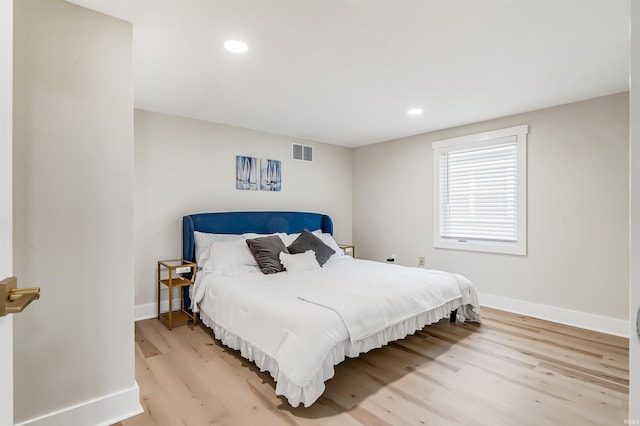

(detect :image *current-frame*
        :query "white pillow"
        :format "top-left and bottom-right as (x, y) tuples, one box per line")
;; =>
(279, 250), (321, 273)
(194, 231), (242, 266)
(280, 232), (300, 246)
(242, 232), (287, 241)
(202, 238), (258, 274)
(312, 230), (344, 260)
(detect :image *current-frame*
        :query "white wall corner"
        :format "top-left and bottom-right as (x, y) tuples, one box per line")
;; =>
(479, 292), (629, 338)
(14, 382), (142, 426)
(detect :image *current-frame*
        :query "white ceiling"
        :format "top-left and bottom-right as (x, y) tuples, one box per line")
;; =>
(68, 0), (629, 148)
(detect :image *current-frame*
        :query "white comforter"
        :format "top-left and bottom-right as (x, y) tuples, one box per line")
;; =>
(191, 256), (480, 407)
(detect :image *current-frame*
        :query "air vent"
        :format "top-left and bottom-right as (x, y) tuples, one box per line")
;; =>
(292, 143), (313, 162)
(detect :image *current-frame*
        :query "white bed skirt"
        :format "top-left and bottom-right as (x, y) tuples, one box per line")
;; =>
(199, 297), (468, 407)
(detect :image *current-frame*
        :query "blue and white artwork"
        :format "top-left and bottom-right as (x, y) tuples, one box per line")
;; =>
(260, 159), (281, 191)
(236, 156), (258, 190)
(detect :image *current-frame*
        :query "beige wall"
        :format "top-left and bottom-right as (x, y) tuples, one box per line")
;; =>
(134, 109), (353, 311)
(354, 93), (629, 322)
(13, 0), (138, 423)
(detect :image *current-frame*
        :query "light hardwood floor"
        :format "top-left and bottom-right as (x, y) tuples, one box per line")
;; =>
(114, 307), (629, 425)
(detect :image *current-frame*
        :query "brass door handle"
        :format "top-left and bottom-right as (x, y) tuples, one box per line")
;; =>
(0, 277), (40, 317)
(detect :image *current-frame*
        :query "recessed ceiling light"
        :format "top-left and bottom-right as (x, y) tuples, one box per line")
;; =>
(407, 108), (423, 116)
(224, 40), (248, 53)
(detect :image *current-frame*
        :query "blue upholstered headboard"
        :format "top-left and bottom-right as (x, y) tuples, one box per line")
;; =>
(180, 211), (333, 312)
(182, 211), (334, 263)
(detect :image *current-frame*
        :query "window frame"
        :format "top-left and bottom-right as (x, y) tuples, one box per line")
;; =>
(433, 124), (528, 255)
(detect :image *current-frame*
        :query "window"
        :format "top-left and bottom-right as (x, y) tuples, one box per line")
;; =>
(433, 125), (528, 255)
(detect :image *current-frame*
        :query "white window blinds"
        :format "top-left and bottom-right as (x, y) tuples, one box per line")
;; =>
(439, 136), (518, 243)
(433, 124), (527, 255)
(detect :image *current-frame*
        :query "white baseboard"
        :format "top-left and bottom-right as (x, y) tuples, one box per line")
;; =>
(479, 292), (629, 338)
(14, 382), (143, 426)
(135, 297), (182, 321)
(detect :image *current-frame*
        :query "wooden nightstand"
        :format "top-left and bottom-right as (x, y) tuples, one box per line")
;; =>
(157, 259), (197, 330)
(339, 244), (355, 258)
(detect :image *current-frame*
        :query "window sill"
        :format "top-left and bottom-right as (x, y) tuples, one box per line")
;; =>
(434, 239), (526, 256)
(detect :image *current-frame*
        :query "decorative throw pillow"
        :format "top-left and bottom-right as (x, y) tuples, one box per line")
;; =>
(312, 230), (344, 261)
(245, 235), (289, 274)
(279, 250), (321, 273)
(287, 229), (335, 266)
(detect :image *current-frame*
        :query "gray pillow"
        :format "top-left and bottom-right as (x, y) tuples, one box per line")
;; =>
(287, 229), (335, 266)
(245, 235), (288, 274)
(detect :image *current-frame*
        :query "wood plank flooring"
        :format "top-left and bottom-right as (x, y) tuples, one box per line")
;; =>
(113, 307), (629, 425)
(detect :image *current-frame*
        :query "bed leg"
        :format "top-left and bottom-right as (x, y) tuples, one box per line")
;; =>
(449, 310), (457, 323)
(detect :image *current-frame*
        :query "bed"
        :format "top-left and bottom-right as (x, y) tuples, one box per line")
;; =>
(182, 211), (481, 407)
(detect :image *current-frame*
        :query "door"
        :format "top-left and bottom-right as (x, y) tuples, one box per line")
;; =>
(0, 1), (13, 425)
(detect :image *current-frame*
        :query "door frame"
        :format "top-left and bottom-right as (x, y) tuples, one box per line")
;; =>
(630, 1), (640, 422)
(0, 0), (13, 425)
